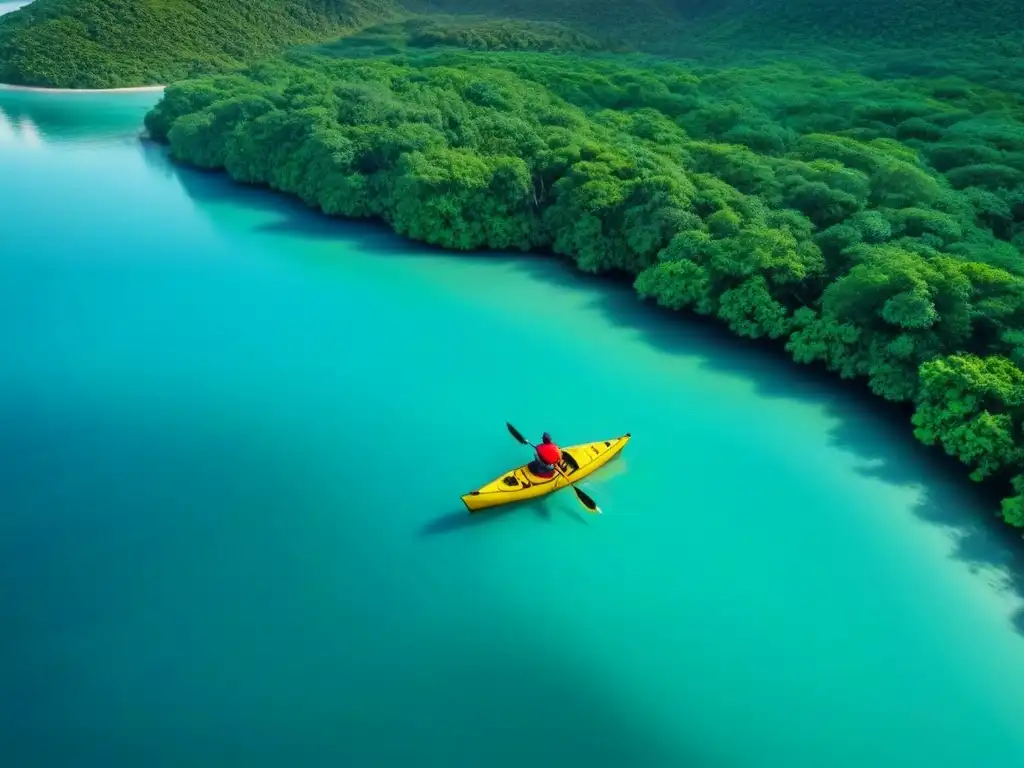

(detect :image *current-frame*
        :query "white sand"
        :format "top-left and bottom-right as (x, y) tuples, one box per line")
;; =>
(0, 83), (165, 94)
(0, 5), (166, 95)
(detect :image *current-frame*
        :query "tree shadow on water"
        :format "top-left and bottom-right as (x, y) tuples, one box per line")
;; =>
(166, 160), (403, 243)
(165, 160), (529, 262)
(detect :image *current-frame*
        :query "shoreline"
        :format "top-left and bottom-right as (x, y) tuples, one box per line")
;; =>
(0, 83), (165, 94)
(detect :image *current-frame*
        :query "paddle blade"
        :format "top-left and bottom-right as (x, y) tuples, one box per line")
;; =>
(573, 485), (601, 515)
(506, 422), (530, 445)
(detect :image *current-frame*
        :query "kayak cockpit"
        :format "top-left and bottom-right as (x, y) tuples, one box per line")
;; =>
(460, 433), (630, 512)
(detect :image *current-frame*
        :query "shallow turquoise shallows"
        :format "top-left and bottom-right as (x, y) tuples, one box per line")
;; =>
(4, 90), (1024, 768)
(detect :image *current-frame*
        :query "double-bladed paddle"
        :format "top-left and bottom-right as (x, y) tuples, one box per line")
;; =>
(506, 422), (602, 514)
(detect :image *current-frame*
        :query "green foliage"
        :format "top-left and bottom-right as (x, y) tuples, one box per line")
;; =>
(1001, 474), (1024, 527)
(147, 39), (1024, 526)
(693, 0), (1024, 51)
(409, 0), (683, 43)
(0, 0), (401, 88)
(407, 18), (604, 53)
(8, 0), (1024, 90)
(913, 355), (1024, 483)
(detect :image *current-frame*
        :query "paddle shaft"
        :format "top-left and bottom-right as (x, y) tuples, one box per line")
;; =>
(505, 422), (601, 514)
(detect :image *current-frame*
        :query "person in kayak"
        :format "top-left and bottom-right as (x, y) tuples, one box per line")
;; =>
(529, 432), (563, 478)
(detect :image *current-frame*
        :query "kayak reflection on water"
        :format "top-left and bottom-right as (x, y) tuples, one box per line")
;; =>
(528, 432), (562, 477)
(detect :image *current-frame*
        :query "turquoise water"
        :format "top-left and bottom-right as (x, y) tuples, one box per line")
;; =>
(4, 90), (1024, 768)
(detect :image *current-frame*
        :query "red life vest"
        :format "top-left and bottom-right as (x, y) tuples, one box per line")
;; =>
(537, 442), (562, 465)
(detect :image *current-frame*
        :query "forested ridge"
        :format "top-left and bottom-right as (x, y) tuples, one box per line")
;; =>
(4, 0), (1024, 89)
(694, 0), (1024, 47)
(141, 27), (1024, 525)
(0, 0), (402, 88)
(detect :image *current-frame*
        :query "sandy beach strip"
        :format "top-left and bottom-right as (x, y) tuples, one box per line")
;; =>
(0, 83), (165, 94)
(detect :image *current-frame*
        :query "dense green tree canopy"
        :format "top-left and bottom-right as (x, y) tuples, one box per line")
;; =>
(144, 38), (1024, 525)
(4, 0), (1024, 89)
(0, 0), (400, 88)
(703, 0), (1024, 49)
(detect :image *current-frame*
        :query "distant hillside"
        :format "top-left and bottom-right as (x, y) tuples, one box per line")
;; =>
(2, 0), (1022, 89)
(696, 0), (1024, 51)
(406, 0), (690, 36)
(405, 17), (606, 53)
(0, 0), (400, 88)
(411, 0), (1024, 52)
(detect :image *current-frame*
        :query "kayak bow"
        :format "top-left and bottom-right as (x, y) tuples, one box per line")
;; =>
(461, 433), (631, 512)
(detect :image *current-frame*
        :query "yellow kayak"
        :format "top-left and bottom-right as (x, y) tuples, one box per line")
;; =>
(461, 433), (631, 512)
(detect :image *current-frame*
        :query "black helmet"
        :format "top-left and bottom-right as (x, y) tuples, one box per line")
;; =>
(542, 432), (552, 443)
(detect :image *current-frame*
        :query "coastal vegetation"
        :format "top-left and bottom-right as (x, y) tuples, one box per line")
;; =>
(143, 26), (1024, 527)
